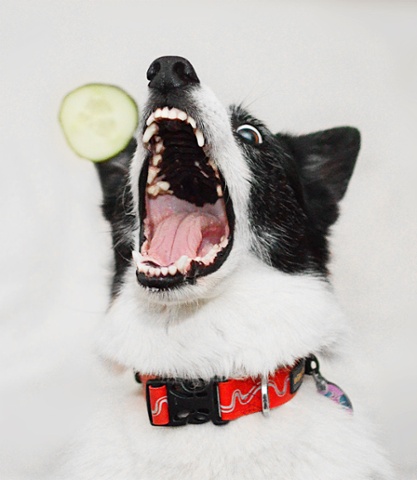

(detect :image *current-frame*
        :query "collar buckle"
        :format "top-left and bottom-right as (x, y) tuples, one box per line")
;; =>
(146, 377), (229, 427)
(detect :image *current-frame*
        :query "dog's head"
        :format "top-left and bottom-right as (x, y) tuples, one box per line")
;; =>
(97, 56), (360, 306)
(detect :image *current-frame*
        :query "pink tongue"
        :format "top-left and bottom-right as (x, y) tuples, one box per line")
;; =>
(144, 212), (222, 266)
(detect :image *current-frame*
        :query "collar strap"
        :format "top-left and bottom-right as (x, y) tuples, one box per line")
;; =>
(136, 359), (305, 427)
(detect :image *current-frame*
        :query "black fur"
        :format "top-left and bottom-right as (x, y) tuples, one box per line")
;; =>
(231, 105), (359, 275)
(95, 138), (137, 297)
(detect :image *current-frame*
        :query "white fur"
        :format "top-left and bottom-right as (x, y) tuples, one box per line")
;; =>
(61, 380), (391, 480)
(59, 84), (393, 479)
(59, 258), (393, 480)
(97, 256), (347, 380)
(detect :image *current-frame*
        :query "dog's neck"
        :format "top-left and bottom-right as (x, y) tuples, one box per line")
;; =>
(97, 255), (349, 380)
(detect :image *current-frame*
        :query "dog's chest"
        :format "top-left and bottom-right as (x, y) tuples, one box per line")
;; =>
(63, 381), (388, 480)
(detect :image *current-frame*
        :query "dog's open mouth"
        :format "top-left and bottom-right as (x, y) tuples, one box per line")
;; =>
(133, 107), (235, 290)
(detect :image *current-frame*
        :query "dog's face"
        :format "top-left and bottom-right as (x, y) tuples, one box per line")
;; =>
(97, 56), (360, 306)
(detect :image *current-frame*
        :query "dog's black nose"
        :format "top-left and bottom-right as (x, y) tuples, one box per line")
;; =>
(147, 56), (200, 92)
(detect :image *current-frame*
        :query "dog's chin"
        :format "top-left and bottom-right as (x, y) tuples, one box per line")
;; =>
(134, 248), (241, 307)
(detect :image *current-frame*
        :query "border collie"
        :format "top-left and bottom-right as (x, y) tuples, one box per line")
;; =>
(62, 56), (392, 479)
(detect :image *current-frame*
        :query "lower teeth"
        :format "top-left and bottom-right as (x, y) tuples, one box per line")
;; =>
(133, 240), (228, 279)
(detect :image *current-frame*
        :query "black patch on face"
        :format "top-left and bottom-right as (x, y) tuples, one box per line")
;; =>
(231, 105), (359, 275)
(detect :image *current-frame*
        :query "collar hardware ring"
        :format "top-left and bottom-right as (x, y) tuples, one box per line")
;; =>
(261, 375), (270, 417)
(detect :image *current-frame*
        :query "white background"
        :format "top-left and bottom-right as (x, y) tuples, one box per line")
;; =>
(1, 1), (416, 479)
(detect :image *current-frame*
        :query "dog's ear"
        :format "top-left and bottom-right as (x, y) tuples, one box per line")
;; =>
(94, 138), (137, 222)
(285, 126), (360, 203)
(282, 127), (360, 227)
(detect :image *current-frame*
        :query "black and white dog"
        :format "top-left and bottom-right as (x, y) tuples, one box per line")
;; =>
(63, 57), (392, 479)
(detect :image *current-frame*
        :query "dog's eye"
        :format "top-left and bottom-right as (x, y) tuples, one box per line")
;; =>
(236, 124), (263, 145)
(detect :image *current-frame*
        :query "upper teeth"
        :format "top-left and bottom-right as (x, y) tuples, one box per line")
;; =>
(144, 106), (222, 199)
(142, 122), (159, 144)
(143, 107), (205, 148)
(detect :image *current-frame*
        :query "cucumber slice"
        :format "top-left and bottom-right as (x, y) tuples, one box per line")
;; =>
(59, 83), (138, 162)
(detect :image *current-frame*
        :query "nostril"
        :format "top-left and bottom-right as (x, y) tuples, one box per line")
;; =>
(173, 61), (199, 84)
(173, 62), (186, 81)
(146, 61), (161, 82)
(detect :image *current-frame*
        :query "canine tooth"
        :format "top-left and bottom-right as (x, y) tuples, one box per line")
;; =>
(178, 110), (187, 121)
(147, 166), (159, 185)
(161, 107), (170, 118)
(157, 181), (170, 191)
(216, 184), (223, 197)
(195, 128), (205, 147)
(154, 108), (162, 119)
(220, 237), (228, 248)
(176, 255), (189, 273)
(168, 265), (177, 276)
(146, 113), (156, 126)
(187, 116), (197, 129)
(152, 154), (162, 166)
(161, 267), (169, 276)
(143, 123), (159, 144)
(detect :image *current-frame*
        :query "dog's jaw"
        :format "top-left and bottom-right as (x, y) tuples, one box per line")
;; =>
(129, 84), (253, 305)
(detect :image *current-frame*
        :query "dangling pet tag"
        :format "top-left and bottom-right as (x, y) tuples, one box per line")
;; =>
(305, 354), (353, 412)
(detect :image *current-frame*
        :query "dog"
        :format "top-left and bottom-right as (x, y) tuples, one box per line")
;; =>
(61, 56), (393, 479)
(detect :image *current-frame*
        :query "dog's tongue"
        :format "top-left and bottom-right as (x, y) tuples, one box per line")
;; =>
(142, 201), (227, 266)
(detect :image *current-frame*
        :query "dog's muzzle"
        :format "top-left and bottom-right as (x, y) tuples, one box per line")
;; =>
(133, 57), (235, 291)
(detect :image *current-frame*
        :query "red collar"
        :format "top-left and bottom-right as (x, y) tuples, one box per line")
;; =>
(135, 359), (305, 427)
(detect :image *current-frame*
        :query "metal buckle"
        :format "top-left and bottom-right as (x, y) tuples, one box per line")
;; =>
(146, 378), (229, 427)
(261, 375), (270, 417)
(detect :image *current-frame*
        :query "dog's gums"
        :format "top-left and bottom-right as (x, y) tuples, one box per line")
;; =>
(134, 106), (234, 289)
